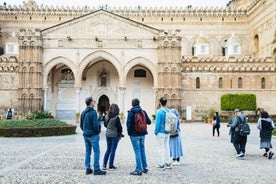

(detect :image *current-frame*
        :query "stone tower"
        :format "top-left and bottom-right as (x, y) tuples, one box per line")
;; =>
(157, 31), (182, 112)
(18, 29), (43, 113)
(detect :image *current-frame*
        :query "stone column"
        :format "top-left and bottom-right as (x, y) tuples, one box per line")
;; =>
(119, 87), (126, 114)
(152, 87), (158, 111)
(43, 87), (48, 111)
(75, 88), (81, 113)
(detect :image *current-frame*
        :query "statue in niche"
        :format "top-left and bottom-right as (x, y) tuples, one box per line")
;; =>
(61, 69), (74, 81)
(97, 68), (109, 87)
(101, 75), (107, 86)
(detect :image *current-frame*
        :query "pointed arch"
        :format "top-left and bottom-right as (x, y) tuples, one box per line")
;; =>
(124, 56), (157, 87)
(43, 56), (76, 87)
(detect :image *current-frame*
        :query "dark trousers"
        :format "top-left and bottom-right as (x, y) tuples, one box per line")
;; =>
(233, 135), (247, 154)
(212, 125), (220, 136)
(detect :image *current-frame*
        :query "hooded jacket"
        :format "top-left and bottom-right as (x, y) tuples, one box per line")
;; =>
(80, 106), (101, 136)
(154, 107), (170, 135)
(126, 105), (151, 136)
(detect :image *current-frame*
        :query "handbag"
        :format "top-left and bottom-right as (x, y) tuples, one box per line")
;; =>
(212, 120), (217, 126)
(170, 130), (179, 137)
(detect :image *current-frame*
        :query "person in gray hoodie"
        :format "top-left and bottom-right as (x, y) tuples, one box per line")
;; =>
(230, 109), (247, 158)
(80, 97), (106, 175)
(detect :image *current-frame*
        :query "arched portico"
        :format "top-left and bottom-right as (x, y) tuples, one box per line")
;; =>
(124, 57), (156, 117)
(43, 56), (77, 88)
(80, 50), (122, 85)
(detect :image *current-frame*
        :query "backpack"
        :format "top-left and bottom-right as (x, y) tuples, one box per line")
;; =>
(162, 109), (178, 134)
(237, 116), (250, 136)
(134, 111), (147, 133)
(7, 111), (12, 119)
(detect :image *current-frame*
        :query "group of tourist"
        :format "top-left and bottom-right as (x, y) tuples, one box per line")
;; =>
(79, 96), (183, 175)
(212, 109), (274, 160)
(80, 96), (274, 176)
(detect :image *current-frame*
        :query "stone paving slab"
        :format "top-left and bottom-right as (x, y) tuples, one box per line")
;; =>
(0, 123), (275, 184)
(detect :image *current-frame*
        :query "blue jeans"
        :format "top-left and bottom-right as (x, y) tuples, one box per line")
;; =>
(130, 135), (148, 173)
(103, 136), (119, 167)
(83, 135), (100, 171)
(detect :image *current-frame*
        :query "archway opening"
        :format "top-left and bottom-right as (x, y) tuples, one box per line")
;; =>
(98, 95), (110, 115)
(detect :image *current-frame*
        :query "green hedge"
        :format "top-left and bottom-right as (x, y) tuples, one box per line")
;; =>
(221, 93), (256, 111)
(0, 119), (77, 137)
(0, 119), (68, 128)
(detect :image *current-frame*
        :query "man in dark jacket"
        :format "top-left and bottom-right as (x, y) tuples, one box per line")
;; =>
(230, 109), (247, 158)
(127, 98), (151, 175)
(80, 97), (106, 175)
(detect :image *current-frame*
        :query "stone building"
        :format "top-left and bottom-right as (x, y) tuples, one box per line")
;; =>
(0, 0), (275, 120)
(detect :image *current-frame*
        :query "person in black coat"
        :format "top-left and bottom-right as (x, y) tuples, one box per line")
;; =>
(257, 111), (275, 159)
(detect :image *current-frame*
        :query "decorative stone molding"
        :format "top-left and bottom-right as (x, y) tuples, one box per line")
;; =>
(181, 56), (276, 72)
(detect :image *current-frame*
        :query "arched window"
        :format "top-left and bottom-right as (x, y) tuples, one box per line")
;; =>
(261, 77), (265, 89)
(134, 69), (146, 77)
(238, 77), (242, 88)
(218, 77), (223, 88)
(196, 77), (200, 89)
(222, 39), (227, 56)
(254, 35), (259, 53)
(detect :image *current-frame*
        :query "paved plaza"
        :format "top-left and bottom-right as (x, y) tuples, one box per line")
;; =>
(0, 122), (275, 184)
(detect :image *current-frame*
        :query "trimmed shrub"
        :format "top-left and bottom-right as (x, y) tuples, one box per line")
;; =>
(0, 119), (76, 137)
(221, 93), (256, 111)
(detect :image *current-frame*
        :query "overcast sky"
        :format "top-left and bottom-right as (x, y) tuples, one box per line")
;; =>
(1, 0), (230, 8)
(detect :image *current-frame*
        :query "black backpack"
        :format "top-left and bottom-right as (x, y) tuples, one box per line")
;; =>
(237, 116), (250, 136)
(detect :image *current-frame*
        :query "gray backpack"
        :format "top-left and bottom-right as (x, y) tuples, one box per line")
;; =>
(162, 109), (178, 134)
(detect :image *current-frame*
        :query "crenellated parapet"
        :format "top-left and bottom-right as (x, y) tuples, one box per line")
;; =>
(181, 56), (276, 72)
(0, 56), (20, 72)
(0, 1), (252, 18)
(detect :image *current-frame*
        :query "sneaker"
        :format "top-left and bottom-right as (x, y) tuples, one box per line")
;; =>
(156, 165), (165, 170)
(263, 153), (268, 157)
(85, 168), (93, 175)
(268, 152), (274, 159)
(102, 165), (107, 170)
(142, 168), (148, 174)
(172, 161), (181, 166)
(236, 152), (244, 158)
(165, 163), (172, 169)
(130, 170), (142, 176)
(94, 169), (107, 175)
(109, 166), (117, 170)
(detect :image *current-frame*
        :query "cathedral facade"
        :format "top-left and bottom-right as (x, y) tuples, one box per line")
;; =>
(0, 0), (275, 120)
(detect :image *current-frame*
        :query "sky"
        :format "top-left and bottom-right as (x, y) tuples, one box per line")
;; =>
(1, 0), (230, 8)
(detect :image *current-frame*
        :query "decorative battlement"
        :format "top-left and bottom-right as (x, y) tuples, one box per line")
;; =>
(0, 55), (18, 62)
(181, 56), (274, 63)
(0, 0), (260, 17)
(0, 56), (19, 72)
(181, 56), (276, 72)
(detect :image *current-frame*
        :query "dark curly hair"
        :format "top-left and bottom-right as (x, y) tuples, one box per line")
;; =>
(108, 103), (119, 118)
(261, 111), (270, 119)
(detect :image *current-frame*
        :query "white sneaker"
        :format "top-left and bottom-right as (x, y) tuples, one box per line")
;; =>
(165, 163), (172, 169)
(172, 161), (181, 166)
(236, 152), (244, 158)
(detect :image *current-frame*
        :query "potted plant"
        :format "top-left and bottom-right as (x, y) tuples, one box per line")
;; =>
(207, 107), (216, 124)
(75, 112), (80, 123)
(181, 116), (186, 123)
(119, 112), (124, 123)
